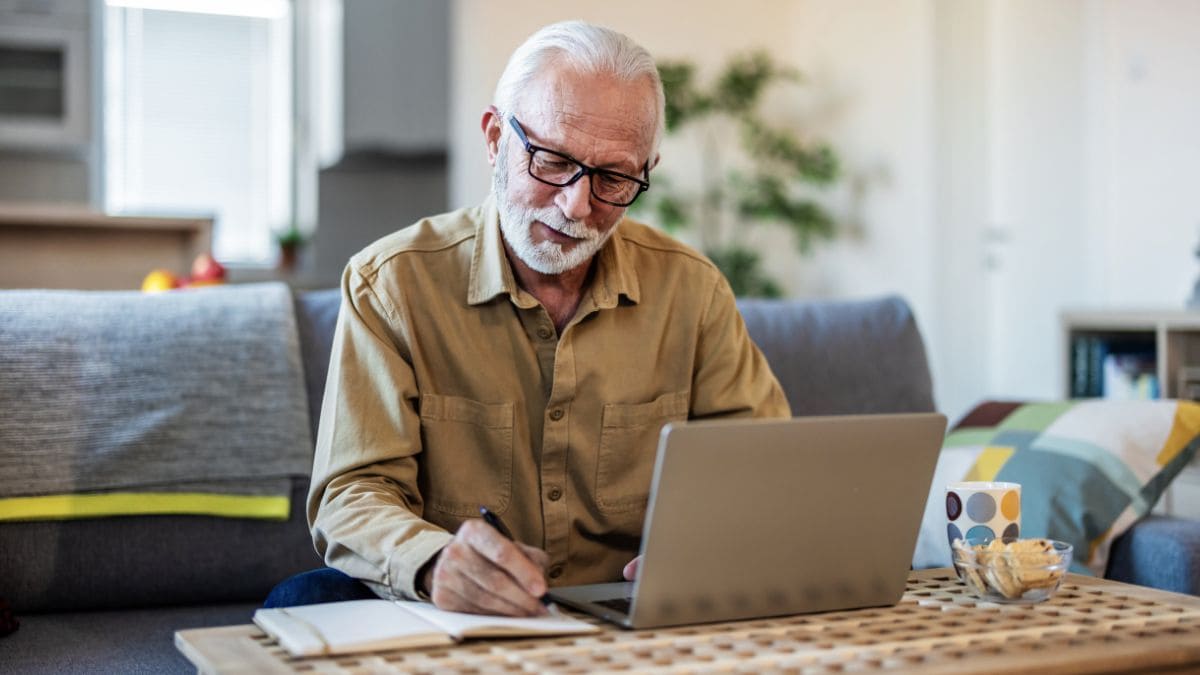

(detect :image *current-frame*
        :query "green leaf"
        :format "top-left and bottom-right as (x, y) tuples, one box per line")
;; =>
(712, 51), (800, 116)
(741, 118), (839, 185)
(658, 61), (711, 131)
(654, 194), (688, 233)
(275, 227), (306, 247)
(734, 173), (836, 253)
(706, 245), (783, 298)
(651, 50), (844, 292)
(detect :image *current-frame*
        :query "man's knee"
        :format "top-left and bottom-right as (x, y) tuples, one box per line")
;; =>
(263, 568), (376, 608)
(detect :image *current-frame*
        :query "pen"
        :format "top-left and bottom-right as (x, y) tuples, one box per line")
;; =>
(478, 506), (553, 606)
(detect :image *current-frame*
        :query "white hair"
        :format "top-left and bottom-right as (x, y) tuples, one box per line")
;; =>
(493, 20), (665, 155)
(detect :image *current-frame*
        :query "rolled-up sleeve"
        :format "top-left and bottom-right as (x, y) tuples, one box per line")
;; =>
(307, 264), (453, 600)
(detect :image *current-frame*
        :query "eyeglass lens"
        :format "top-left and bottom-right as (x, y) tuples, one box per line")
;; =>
(528, 151), (641, 205)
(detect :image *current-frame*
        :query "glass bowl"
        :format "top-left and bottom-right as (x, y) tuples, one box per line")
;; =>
(951, 536), (1073, 604)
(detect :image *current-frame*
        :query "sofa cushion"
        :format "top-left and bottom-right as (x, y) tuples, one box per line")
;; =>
(913, 399), (1200, 575)
(294, 288), (342, 443)
(0, 478), (321, 613)
(1106, 515), (1200, 594)
(737, 295), (935, 415)
(0, 283), (312, 509)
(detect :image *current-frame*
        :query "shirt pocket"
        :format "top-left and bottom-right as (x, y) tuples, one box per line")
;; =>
(595, 390), (690, 514)
(419, 394), (514, 517)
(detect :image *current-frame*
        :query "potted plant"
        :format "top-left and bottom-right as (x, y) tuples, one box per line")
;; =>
(274, 226), (307, 273)
(632, 51), (841, 297)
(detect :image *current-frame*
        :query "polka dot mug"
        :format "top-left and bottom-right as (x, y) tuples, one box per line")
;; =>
(946, 481), (1021, 548)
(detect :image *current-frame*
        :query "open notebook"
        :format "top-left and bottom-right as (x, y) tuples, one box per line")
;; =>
(253, 599), (599, 657)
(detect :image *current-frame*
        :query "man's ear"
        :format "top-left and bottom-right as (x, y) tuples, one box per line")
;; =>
(482, 105), (502, 166)
(648, 152), (661, 172)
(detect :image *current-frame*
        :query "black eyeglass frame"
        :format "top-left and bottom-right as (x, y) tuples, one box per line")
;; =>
(506, 115), (650, 207)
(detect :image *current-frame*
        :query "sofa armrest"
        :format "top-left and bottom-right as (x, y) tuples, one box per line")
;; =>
(1107, 516), (1200, 595)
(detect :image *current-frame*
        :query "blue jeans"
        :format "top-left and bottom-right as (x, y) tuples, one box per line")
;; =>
(263, 568), (377, 608)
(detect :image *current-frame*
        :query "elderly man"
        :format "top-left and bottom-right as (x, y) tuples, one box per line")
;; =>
(267, 20), (788, 616)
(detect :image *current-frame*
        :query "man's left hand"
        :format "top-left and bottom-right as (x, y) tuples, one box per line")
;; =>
(622, 555), (642, 581)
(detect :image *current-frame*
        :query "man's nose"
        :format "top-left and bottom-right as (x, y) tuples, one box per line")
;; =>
(555, 175), (593, 221)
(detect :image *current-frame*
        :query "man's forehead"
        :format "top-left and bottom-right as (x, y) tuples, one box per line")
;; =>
(516, 67), (656, 160)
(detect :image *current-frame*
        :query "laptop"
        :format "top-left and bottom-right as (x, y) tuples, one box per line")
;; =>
(549, 412), (947, 629)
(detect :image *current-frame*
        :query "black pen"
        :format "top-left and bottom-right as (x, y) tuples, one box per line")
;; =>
(478, 506), (553, 606)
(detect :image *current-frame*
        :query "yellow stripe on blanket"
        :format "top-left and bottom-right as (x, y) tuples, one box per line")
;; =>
(1159, 401), (1200, 466)
(963, 445), (1015, 482)
(0, 492), (290, 521)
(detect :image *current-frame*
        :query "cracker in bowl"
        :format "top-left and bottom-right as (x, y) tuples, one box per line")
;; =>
(952, 537), (1072, 602)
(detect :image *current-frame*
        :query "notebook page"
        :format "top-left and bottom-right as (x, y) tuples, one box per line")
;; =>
(255, 599), (455, 656)
(395, 600), (600, 639)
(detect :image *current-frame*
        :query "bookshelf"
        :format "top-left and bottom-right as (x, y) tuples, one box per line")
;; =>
(1062, 310), (1200, 518)
(1062, 310), (1200, 401)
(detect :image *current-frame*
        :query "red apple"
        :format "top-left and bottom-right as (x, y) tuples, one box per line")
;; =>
(191, 253), (226, 283)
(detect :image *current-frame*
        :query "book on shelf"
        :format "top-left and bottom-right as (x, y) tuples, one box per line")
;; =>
(253, 598), (599, 658)
(1070, 335), (1157, 399)
(1072, 337), (1091, 398)
(1102, 352), (1159, 399)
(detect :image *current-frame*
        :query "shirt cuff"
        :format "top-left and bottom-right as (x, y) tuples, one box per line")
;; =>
(385, 529), (454, 600)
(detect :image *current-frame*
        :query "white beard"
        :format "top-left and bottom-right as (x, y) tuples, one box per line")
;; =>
(492, 154), (616, 275)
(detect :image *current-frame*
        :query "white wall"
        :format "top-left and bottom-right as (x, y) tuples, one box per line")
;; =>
(1089, 0), (1200, 307)
(980, 0), (1093, 405)
(775, 0), (938, 356)
(931, 0), (992, 424)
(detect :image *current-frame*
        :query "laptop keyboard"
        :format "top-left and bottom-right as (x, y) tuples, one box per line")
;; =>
(594, 597), (632, 614)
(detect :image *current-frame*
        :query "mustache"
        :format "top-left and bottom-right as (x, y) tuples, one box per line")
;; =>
(531, 208), (597, 241)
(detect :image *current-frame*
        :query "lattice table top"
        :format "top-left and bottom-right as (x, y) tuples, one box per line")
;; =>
(176, 570), (1200, 674)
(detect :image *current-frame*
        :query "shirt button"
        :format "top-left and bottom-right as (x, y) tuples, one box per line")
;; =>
(548, 487), (562, 501)
(536, 327), (553, 340)
(549, 408), (564, 421)
(549, 566), (564, 579)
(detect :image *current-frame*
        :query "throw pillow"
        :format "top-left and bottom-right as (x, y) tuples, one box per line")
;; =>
(913, 399), (1200, 575)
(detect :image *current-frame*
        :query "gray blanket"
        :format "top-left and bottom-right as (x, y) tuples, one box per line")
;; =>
(0, 283), (311, 499)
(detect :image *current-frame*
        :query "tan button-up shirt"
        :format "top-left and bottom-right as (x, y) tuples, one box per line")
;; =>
(309, 197), (790, 600)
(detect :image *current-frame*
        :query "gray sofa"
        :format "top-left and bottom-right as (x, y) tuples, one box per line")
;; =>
(1, 285), (1197, 674)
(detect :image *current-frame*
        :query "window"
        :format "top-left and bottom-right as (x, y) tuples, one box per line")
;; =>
(104, 0), (293, 264)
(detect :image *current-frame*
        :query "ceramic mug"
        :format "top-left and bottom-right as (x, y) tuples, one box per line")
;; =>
(946, 481), (1021, 547)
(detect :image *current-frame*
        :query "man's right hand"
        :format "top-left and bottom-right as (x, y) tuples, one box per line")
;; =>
(421, 519), (549, 616)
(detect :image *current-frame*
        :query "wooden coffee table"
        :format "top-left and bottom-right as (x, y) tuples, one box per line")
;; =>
(176, 569), (1200, 673)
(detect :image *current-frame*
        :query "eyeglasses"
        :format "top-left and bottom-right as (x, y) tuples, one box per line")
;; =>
(506, 115), (650, 207)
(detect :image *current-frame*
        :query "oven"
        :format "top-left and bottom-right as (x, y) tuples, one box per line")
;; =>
(0, 1), (92, 150)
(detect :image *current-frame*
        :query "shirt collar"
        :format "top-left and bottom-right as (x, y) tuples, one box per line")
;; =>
(467, 193), (642, 308)
(589, 223), (641, 308)
(467, 194), (520, 306)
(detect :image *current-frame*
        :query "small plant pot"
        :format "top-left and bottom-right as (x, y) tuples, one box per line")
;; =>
(278, 245), (300, 273)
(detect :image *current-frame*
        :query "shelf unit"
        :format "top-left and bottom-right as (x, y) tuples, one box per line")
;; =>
(0, 202), (212, 290)
(1061, 310), (1200, 400)
(1061, 310), (1200, 518)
